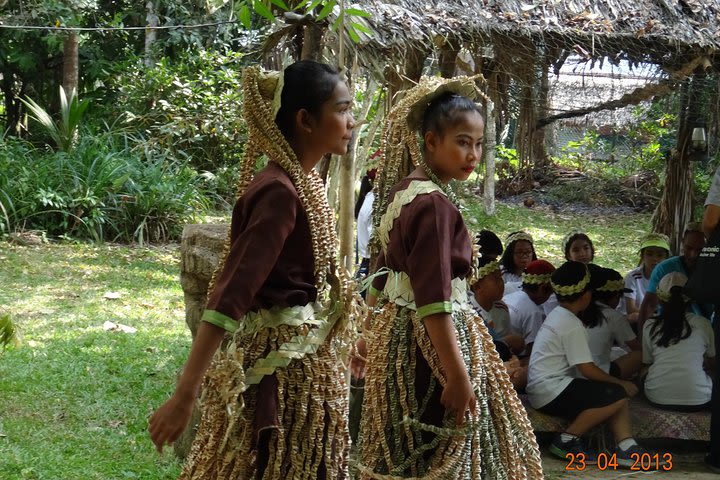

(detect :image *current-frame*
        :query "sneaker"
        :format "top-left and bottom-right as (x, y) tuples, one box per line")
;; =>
(549, 434), (598, 464)
(615, 444), (668, 469)
(705, 454), (720, 474)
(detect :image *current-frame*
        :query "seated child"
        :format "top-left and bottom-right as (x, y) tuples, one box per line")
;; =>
(499, 231), (536, 289)
(624, 233), (670, 323)
(503, 259), (555, 356)
(582, 265), (642, 379)
(642, 272), (715, 411)
(527, 261), (657, 466)
(544, 231), (596, 316)
(468, 257), (526, 387)
(564, 230), (595, 264)
(476, 229), (504, 261)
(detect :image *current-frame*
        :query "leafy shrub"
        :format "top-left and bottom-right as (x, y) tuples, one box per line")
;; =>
(103, 49), (248, 180)
(0, 132), (209, 243)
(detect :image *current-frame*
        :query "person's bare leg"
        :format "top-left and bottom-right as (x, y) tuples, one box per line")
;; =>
(565, 398), (627, 437)
(614, 351), (642, 380)
(608, 400), (633, 441)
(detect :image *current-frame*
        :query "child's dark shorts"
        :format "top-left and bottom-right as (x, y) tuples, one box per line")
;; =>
(538, 379), (627, 419)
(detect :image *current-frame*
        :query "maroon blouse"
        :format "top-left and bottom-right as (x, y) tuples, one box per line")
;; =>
(373, 177), (472, 311)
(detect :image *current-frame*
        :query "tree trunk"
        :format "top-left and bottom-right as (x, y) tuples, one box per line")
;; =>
(144, 1), (159, 68)
(652, 75), (700, 253)
(438, 38), (460, 78)
(62, 32), (79, 98)
(2, 74), (21, 136)
(484, 97), (497, 215)
(301, 23), (324, 62)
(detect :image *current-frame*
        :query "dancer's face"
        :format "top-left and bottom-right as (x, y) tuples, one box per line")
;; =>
(424, 110), (484, 183)
(308, 81), (355, 156)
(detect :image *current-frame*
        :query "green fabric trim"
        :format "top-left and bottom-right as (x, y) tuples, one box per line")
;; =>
(416, 301), (453, 319)
(202, 309), (238, 332)
(368, 286), (381, 298)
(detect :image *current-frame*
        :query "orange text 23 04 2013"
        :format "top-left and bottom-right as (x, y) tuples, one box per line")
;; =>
(565, 452), (673, 472)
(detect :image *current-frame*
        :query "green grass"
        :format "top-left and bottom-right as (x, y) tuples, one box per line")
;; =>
(463, 199), (652, 274)
(0, 200), (652, 479)
(0, 242), (186, 479)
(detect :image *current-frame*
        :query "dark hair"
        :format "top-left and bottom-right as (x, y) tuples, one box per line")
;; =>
(477, 230), (503, 257)
(275, 60), (340, 140)
(354, 174), (374, 219)
(421, 91), (483, 140)
(552, 261), (590, 303)
(650, 286), (692, 348)
(477, 255), (496, 271)
(564, 233), (595, 261)
(582, 289), (619, 328)
(500, 232), (537, 275)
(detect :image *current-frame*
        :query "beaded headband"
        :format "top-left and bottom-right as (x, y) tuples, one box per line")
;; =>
(522, 272), (552, 285)
(476, 260), (500, 280)
(562, 230), (587, 251)
(597, 279), (625, 292)
(551, 269), (590, 296)
(506, 231), (533, 245)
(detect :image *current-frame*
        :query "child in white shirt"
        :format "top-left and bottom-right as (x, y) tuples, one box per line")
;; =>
(624, 233), (670, 324)
(503, 259), (555, 356)
(642, 272), (715, 411)
(582, 265), (641, 379)
(528, 261), (658, 467)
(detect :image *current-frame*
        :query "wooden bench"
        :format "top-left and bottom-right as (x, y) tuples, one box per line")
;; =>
(519, 394), (710, 442)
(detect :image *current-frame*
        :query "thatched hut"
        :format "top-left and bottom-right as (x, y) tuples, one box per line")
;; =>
(325, 0), (720, 247)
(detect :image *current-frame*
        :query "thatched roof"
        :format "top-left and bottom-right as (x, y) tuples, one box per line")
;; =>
(349, 0), (720, 68)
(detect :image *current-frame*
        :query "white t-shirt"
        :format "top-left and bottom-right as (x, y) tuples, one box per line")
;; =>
(527, 306), (594, 408)
(501, 268), (522, 285)
(468, 295), (513, 339)
(357, 191), (374, 259)
(542, 293), (558, 317)
(642, 313), (715, 406)
(624, 266), (649, 311)
(585, 303), (636, 373)
(503, 290), (545, 349)
(706, 167), (720, 207)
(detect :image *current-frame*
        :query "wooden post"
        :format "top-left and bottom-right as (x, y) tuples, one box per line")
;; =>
(484, 97), (496, 215)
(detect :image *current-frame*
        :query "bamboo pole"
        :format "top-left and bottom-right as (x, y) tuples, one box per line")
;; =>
(484, 97), (496, 215)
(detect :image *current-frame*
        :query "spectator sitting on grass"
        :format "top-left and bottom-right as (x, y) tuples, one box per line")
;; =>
(624, 233), (670, 325)
(499, 231), (536, 292)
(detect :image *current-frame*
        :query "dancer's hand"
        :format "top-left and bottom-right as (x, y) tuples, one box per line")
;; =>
(149, 393), (194, 453)
(350, 338), (367, 379)
(441, 373), (477, 426)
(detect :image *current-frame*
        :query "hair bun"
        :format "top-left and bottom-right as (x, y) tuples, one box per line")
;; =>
(256, 70), (282, 103)
(406, 76), (484, 131)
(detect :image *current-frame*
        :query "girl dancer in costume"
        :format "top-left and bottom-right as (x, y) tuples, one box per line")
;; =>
(355, 77), (543, 479)
(149, 60), (358, 480)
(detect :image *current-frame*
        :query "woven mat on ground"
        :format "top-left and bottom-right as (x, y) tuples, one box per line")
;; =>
(630, 397), (710, 441)
(519, 394), (710, 441)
